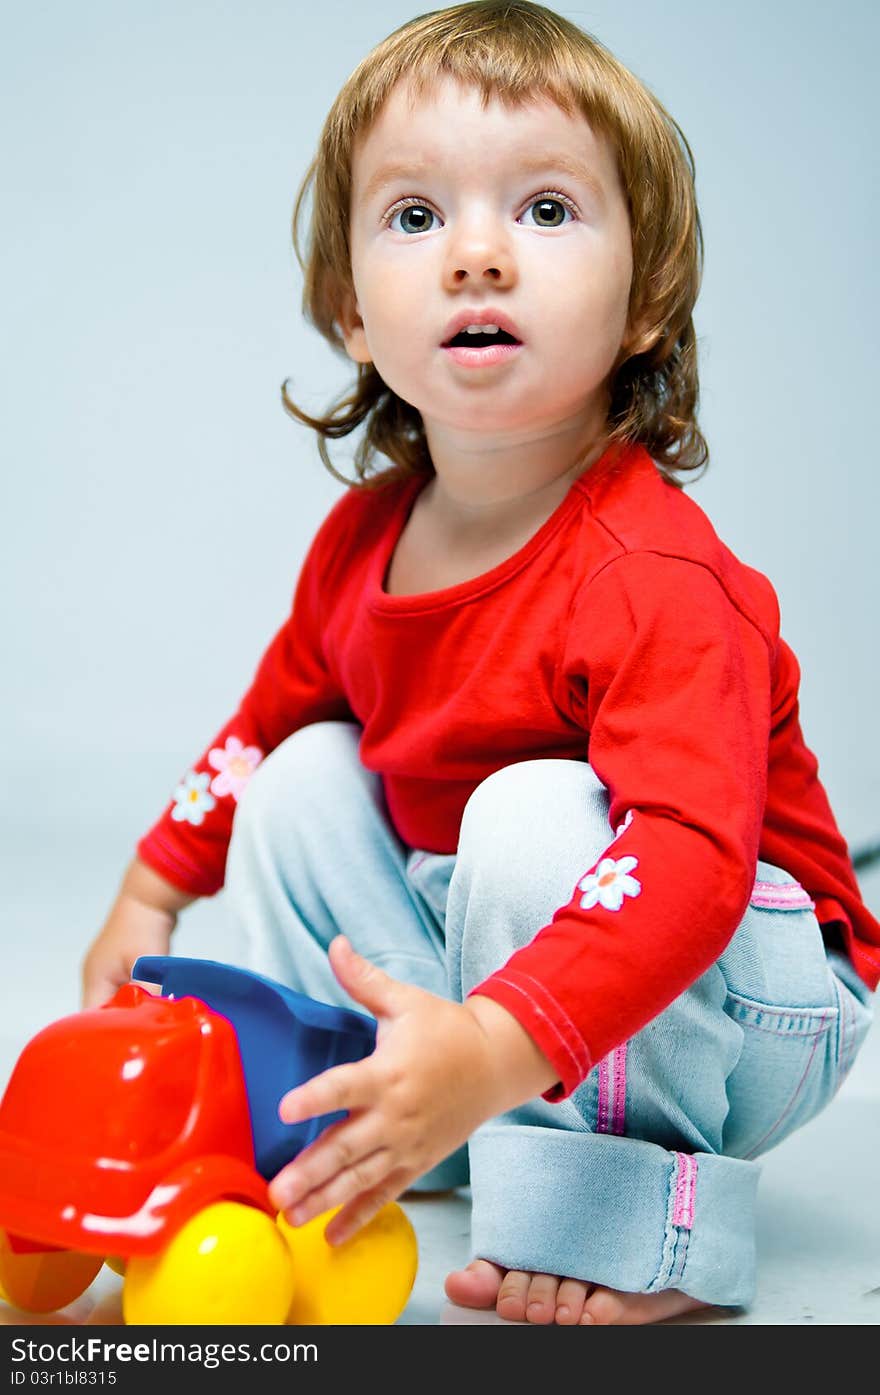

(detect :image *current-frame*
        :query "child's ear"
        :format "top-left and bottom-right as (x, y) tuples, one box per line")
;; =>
(337, 291), (372, 365)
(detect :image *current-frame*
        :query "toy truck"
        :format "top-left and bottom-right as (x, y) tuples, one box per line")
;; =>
(0, 957), (418, 1324)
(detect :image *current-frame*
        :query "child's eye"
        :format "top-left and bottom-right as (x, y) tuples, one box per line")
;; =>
(387, 201), (441, 235)
(384, 191), (582, 234)
(519, 194), (578, 228)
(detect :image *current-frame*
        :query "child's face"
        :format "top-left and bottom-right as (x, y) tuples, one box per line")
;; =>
(341, 75), (637, 442)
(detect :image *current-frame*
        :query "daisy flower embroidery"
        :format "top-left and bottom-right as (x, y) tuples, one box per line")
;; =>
(171, 770), (216, 826)
(578, 855), (641, 912)
(208, 735), (264, 801)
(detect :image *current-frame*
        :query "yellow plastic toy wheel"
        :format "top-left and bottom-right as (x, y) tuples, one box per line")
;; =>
(276, 1202), (417, 1324)
(0, 1229), (103, 1314)
(122, 1201), (294, 1325)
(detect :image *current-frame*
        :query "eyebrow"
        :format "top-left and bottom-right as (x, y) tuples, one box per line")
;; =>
(359, 152), (606, 206)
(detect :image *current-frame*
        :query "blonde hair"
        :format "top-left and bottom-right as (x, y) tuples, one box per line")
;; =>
(283, 0), (707, 490)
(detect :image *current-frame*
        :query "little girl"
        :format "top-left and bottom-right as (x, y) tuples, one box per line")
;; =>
(81, 1), (878, 1325)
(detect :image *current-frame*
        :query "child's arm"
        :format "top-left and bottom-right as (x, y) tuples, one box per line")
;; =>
(268, 935), (557, 1245)
(134, 492), (358, 902)
(80, 857), (196, 1008)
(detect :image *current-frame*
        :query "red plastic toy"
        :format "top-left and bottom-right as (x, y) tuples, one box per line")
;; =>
(0, 962), (418, 1324)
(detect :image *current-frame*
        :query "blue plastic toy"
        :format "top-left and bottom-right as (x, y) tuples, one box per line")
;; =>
(133, 955), (377, 1178)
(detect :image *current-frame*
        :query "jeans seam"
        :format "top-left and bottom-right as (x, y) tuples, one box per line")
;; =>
(669, 1228), (690, 1287)
(647, 1153), (693, 1292)
(742, 1027), (826, 1160)
(726, 1018), (833, 1038)
(838, 977), (850, 1080)
(596, 1055), (611, 1133)
(846, 998), (860, 1075)
(613, 1042), (628, 1135)
(595, 1043), (628, 1135)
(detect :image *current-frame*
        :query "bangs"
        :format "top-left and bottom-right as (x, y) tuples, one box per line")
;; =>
(286, 3), (707, 488)
(329, 5), (636, 159)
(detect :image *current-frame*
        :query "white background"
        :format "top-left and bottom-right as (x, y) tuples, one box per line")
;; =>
(2, 0), (878, 1025)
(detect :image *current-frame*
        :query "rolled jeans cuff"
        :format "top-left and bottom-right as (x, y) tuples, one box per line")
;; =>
(469, 1123), (760, 1308)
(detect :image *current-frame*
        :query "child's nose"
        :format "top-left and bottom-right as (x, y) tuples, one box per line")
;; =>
(442, 219), (517, 288)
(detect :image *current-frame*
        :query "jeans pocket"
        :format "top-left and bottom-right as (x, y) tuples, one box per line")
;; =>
(722, 991), (838, 1160)
(718, 862), (852, 1159)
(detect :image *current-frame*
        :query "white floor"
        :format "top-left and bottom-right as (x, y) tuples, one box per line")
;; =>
(1, 831), (878, 1326)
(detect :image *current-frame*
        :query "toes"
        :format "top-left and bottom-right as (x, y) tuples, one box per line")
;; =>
(555, 1277), (592, 1325)
(581, 1285), (711, 1325)
(443, 1258), (505, 1310)
(581, 1287), (627, 1324)
(524, 1273), (561, 1325)
(495, 1270), (535, 1323)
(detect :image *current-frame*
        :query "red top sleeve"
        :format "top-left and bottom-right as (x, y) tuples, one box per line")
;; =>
(136, 508), (353, 896)
(469, 551), (775, 1099)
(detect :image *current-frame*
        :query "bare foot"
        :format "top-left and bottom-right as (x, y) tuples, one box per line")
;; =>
(444, 1259), (712, 1325)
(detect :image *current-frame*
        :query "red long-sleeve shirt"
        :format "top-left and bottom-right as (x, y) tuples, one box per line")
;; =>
(137, 442), (879, 1096)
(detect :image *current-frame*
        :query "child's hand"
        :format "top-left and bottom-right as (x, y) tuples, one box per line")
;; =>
(80, 857), (194, 1008)
(81, 902), (175, 1009)
(268, 935), (558, 1245)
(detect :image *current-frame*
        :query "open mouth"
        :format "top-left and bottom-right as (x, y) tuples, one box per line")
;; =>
(441, 328), (523, 369)
(443, 328), (521, 348)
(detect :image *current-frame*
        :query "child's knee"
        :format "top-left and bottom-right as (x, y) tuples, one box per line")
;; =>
(233, 720), (361, 834)
(447, 759), (615, 987)
(457, 756), (610, 876)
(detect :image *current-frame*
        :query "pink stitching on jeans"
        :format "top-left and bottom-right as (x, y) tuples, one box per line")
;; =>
(752, 879), (808, 895)
(750, 880), (815, 911)
(611, 1042), (628, 1135)
(596, 1056), (611, 1133)
(750, 893), (814, 908)
(672, 1153), (697, 1229)
(596, 1045), (627, 1134)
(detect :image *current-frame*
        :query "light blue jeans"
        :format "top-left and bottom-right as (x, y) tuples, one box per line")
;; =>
(223, 720), (874, 1308)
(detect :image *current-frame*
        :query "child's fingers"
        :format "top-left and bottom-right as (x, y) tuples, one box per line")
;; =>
(278, 1146), (394, 1229)
(323, 1170), (413, 1247)
(269, 1112), (386, 1211)
(328, 934), (402, 1017)
(278, 1056), (376, 1124)
(82, 971), (122, 1010)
